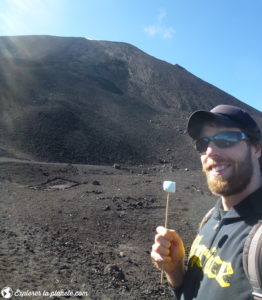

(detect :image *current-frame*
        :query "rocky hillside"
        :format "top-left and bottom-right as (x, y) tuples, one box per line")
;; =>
(0, 35), (261, 168)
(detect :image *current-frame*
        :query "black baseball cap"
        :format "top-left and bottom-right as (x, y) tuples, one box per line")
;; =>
(187, 104), (261, 141)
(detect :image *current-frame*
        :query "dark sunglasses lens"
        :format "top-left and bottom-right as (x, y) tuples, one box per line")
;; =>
(214, 139), (235, 148)
(214, 132), (241, 148)
(196, 138), (209, 152)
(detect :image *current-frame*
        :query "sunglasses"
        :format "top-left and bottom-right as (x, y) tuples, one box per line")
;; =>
(195, 131), (249, 153)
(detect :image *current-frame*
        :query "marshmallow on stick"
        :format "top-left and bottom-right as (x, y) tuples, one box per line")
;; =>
(163, 181), (176, 227)
(163, 181), (176, 193)
(161, 180), (176, 284)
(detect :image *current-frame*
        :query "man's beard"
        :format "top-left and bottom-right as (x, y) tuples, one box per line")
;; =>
(202, 146), (253, 196)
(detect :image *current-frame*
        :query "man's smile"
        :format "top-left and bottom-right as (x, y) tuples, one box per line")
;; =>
(205, 162), (232, 177)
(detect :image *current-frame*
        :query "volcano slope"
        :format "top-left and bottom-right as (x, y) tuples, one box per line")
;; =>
(0, 158), (215, 300)
(0, 35), (261, 169)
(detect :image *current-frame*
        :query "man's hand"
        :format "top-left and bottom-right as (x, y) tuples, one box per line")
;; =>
(151, 226), (186, 287)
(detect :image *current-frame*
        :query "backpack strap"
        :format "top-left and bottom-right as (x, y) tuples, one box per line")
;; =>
(199, 207), (215, 230)
(243, 221), (262, 299)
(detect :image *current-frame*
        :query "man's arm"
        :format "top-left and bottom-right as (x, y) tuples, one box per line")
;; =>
(151, 226), (186, 288)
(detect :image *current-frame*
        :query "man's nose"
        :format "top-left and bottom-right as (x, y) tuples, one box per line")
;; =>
(205, 141), (221, 156)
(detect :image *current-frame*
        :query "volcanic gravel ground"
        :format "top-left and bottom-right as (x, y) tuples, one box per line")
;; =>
(0, 159), (216, 299)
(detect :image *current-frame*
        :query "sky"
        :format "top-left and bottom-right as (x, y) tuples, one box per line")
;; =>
(0, 0), (261, 111)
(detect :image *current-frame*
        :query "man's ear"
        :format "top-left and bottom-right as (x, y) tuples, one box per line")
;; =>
(253, 143), (262, 159)
(251, 143), (262, 160)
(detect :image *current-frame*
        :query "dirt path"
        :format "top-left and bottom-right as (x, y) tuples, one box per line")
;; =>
(0, 161), (216, 299)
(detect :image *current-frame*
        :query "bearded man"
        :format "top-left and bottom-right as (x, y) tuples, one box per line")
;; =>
(151, 105), (262, 299)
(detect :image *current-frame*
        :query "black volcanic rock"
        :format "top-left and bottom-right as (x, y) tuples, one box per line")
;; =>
(0, 35), (261, 167)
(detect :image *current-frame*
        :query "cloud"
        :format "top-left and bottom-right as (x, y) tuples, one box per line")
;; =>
(144, 9), (175, 39)
(158, 8), (167, 23)
(144, 25), (158, 37)
(144, 25), (175, 39)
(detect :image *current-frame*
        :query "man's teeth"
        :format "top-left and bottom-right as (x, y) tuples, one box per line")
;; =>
(212, 165), (226, 171)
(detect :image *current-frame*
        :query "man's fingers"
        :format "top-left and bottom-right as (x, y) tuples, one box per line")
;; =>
(151, 227), (185, 275)
(152, 242), (170, 256)
(154, 234), (171, 248)
(156, 226), (179, 241)
(151, 250), (172, 263)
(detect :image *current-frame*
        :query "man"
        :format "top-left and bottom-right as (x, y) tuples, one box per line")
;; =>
(151, 104), (262, 299)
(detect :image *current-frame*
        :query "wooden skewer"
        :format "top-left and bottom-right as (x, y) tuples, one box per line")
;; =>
(161, 192), (170, 284)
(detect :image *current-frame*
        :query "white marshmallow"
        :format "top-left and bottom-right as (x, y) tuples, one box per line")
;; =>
(163, 181), (176, 193)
